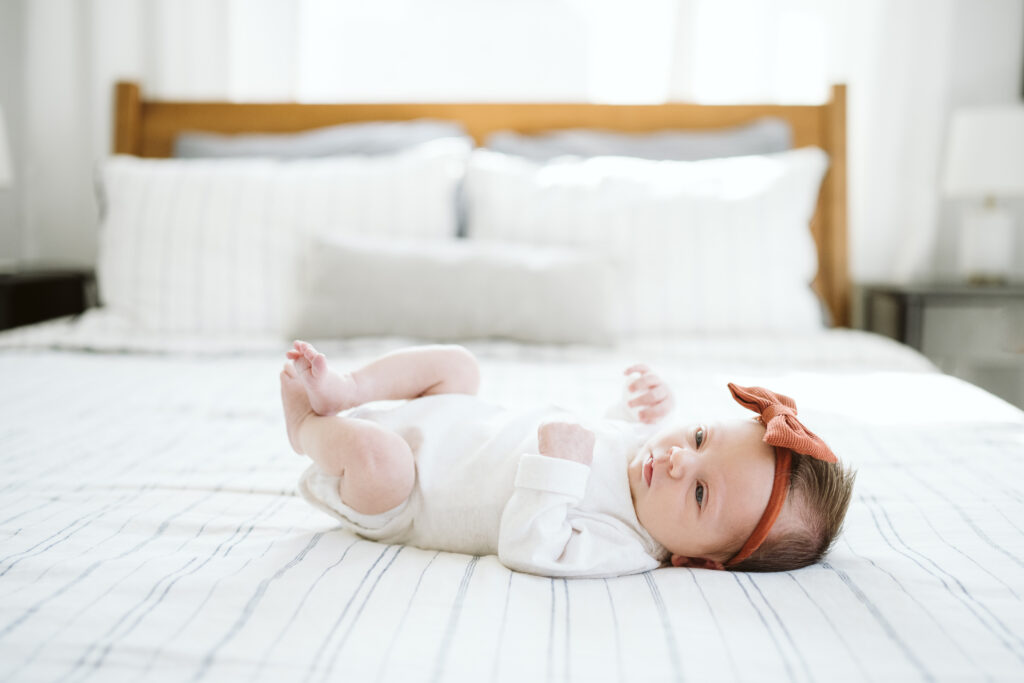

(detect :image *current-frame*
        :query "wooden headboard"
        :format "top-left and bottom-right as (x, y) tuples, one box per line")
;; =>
(112, 81), (849, 326)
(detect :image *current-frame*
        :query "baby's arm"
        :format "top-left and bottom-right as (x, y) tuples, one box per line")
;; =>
(497, 422), (658, 578)
(537, 421), (594, 466)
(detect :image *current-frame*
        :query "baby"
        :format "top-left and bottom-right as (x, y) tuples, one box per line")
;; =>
(280, 342), (856, 577)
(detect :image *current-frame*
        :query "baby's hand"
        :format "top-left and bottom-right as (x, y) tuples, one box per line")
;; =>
(624, 364), (676, 424)
(538, 422), (595, 467)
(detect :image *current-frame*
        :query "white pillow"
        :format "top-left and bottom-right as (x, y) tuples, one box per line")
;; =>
(484, 117), (792, 161)
(464, 147), (829, 334)
(97, 139), (470, 334)
(174, 120), (469, 158)
(290, 235), (616, 344)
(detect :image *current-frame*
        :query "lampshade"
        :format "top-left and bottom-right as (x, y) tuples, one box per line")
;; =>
(0, 105), (11, 188)
(942, 105), (1024, 198)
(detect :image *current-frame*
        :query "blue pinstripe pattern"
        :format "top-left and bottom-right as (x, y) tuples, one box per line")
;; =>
(824, 561), (935, 681)
(319, 545), (405, 680)
(302, 544), (394, 683)
(730, 571), (796, 681)
(430, 555), (480, 683)
(644, 572), (684, 683)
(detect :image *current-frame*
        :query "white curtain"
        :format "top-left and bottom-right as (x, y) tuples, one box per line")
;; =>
(17, 0), (994, 284)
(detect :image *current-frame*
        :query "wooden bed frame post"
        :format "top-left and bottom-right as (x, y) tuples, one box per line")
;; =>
(114, 81), (142, 155)
(823, 84), (849, 327)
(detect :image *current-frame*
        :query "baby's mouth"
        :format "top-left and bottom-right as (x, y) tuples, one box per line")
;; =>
(643, 453), (654, 487)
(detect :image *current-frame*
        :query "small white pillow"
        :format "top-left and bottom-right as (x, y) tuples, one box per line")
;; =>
(464, 147), (829, 334)
(290, 236), (616, 344)
(97, 139), (470, 334)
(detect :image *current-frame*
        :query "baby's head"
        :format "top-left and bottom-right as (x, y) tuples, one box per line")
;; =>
(628, 383), (856, 572)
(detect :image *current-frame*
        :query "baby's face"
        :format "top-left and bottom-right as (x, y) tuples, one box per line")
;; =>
(628, 418), (776, 566)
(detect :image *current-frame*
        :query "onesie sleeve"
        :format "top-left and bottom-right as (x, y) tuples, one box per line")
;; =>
(498, 454), (661, 578)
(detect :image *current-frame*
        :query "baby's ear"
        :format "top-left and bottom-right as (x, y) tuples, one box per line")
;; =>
(671, 555), (725, 571)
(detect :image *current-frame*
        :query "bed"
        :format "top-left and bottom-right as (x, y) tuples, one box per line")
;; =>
(1, 82), (1022, 682)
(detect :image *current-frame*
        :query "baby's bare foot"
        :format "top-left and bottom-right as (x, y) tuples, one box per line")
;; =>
(280, 364), (315, 455)
(286, 340), (361, 416)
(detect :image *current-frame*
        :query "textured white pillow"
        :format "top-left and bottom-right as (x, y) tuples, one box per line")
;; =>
(464, 147), (829, 334)
(290, 236), (616, 344)
(97, 139), (470, 334)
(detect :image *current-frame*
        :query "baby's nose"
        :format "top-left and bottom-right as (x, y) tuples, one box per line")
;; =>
(667, 446), (688, 479)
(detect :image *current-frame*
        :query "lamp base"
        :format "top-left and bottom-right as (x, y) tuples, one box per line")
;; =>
(957, 204), (1014, 285)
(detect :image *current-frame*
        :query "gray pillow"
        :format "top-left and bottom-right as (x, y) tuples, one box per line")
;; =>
(290, 236), (616, 345)
(484, 117), (792, 161)
(174, 119), (470, 158)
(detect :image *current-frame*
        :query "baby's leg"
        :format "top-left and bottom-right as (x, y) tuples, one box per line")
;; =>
(288, 341), (480, 415)
(281, 366), (413, 515)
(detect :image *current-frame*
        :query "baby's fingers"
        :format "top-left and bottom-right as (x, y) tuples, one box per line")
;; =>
(637, 407), (663, 424)
(628, 374), (664, 394)
(624, 363), (651, 376)
(628, 385), (669, 408)
(638, 396), (674, 424)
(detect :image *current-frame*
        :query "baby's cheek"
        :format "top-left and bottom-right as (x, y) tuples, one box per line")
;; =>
(642, 434), (668, 452)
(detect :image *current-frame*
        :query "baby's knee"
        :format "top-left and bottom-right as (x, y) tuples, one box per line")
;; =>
(441, 344), (480, 395)
(341, 429), (415, 514)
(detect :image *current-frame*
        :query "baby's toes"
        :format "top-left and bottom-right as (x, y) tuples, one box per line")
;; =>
(293, 356), (312, 377)
(300, 343), (319, 362)
(310, 353), (328, 378)
(297, 343), (327, 377)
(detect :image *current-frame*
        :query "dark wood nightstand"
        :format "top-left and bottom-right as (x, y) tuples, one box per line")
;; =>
(0, 266), (96, 331)
(857, 282), (1024, 408)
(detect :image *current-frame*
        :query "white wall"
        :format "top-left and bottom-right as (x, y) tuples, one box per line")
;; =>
(0, 0), (24, 264)
(24, 0), (100, 266)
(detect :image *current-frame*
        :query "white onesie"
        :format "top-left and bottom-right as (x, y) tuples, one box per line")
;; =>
(298, 394), (667, 578)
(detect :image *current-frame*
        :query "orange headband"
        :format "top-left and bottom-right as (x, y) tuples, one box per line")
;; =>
(725, 383), (837, 567)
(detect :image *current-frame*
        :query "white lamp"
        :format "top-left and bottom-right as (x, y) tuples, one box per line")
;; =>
(942, 105), (1024, 284)
(0, 105), (12, 188)
(0, 105), (13, 268)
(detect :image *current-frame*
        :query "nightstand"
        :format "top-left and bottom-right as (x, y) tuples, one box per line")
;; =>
(857, 282), (1024, 409)
(0, 266), (96, 331)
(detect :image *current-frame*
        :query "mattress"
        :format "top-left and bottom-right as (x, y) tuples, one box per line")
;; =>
(2, 323), (1023, 682)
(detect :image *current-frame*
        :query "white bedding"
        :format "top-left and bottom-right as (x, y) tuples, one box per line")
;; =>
(2, 325), (1023, 682)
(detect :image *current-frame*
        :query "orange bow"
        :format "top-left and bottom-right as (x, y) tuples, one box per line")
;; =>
(724, 383), (837, 567)
(727, 383), (837, 464)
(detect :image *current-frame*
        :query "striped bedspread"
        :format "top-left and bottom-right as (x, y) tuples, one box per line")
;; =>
(2, 329), (1022, 682)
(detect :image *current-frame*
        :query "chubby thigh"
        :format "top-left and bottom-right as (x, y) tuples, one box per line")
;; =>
(296, 410), (417, 516)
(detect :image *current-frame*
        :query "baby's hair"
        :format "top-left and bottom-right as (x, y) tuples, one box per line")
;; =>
(728, 452), (856, 572)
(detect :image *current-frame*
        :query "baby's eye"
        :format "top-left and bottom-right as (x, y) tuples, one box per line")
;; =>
(695, 483), (705, 507)
(695, 427), (705, 448)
